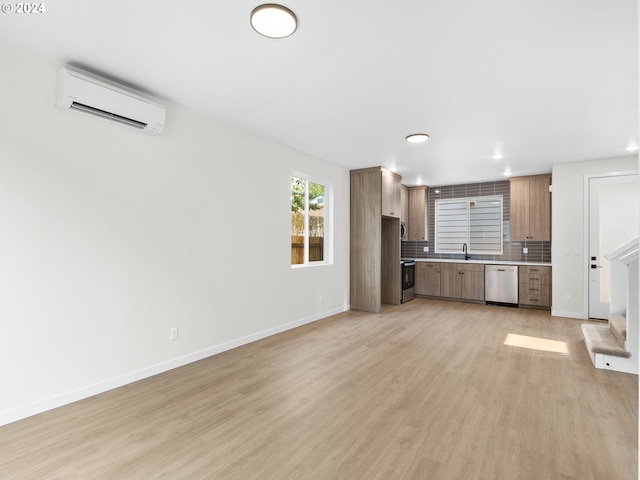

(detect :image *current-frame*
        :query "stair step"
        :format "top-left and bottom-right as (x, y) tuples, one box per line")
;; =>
(609, 313), (627, 344)
(581, 322), (630, 358)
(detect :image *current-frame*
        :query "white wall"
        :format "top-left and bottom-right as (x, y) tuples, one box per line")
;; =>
(0, 41), (350, 425)
(552, 156), (638, 318)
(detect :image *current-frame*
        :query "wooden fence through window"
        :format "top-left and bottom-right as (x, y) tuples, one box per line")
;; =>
(291, 236), (324, 264)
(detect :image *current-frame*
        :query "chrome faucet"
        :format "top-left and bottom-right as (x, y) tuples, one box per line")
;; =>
(462, 243), (470, 260)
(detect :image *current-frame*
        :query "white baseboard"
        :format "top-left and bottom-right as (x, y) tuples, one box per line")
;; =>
(0, 304), (350, 427)
(551, 309), (588, 320)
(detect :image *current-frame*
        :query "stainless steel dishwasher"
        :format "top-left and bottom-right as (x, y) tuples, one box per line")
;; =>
(485, 265), (518, 305)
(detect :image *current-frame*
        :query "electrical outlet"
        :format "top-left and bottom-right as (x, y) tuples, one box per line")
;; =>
(523, 247), (528, 254)
(423, 246), (429, 252)
(170, 328), (178, 340)
(565, 293), (571, 300)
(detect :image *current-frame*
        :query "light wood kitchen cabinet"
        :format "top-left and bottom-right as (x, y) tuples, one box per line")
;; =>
(350, 167), (402, 313)
(441, 263), (485, 301)
(510, 175), (551, 241)
(400, 185), (409, 228)
(408, 186), (428, 241)
(519, 265), (551, 308)
(415, 262), (441, 296)
(381, 169), (401, 218)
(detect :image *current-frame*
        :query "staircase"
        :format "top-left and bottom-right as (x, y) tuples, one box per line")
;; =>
(581, 313), (631, 369)
(581, 236), (638, 375)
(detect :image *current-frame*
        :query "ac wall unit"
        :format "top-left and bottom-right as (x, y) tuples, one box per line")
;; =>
(56, 67), (165, 134)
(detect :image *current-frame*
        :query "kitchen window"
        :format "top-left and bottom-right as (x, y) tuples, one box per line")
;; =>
(291, 174), (332, 266)
(435, 196), (503, 255)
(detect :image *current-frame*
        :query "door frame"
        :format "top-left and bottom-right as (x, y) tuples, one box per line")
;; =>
(582, 170), (638, 319)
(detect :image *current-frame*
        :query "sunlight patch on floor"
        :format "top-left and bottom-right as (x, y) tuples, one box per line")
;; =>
(504, 334), (569, 355)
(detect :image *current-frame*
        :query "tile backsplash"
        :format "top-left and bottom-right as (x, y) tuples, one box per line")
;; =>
(401, 180), (551, 264)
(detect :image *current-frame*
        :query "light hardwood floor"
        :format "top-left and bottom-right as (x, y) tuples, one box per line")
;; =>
(1, 299), (637, 479)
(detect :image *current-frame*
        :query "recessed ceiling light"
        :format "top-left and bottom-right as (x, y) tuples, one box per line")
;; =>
(406, 133), (429, 143)
(493, 153), (504, 160)
(503, 169), (512, 176)
(250, 4), (297, 39)
(626, 144), (639, 152)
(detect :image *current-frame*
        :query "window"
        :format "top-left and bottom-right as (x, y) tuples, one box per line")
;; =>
(435, 196), (503, 254)
(291, 175), (331, 265)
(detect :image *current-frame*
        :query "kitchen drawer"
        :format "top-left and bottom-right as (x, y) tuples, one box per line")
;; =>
(459, 263), (485, 272)
(435, 262), (484, 271)
(519, 293), (550, 307)
(422, 263), (441, 270)
(520, 283), (550, 296)
(519, 265), (551, 276)
(519, 272), (550, 286)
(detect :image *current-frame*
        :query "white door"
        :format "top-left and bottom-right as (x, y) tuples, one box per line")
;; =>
(588, 173), (638, 319)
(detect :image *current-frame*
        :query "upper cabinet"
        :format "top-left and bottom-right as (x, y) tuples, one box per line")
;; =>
(408, 186), (429, 241)
(400, 185), (409, 226)
(381, 169), (401, 218)
(510, 174), (551, 241)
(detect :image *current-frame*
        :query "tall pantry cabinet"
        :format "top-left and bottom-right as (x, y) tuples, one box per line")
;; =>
(351, 167), (402, 313)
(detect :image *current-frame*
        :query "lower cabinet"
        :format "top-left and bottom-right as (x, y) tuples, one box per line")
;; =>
(519, 265), (551, 308)
(414, 261), (551, 307)
(416, 262), (484, 301)
(441, 263), (485, 301)
(416, 262), (441, 296)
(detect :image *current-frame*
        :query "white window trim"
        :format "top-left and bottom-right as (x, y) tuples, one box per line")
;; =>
(435, 195), (503, 255)
(291, 172), (333, 268)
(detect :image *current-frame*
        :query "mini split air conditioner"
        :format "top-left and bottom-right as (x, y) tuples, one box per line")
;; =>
(56, 67), (166, 134)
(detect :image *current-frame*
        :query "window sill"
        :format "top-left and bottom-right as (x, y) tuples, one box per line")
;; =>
(291, 261), (332, 269)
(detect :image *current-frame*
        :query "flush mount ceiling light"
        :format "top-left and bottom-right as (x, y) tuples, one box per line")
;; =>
(626, 144), (639, 152)
(406, 133), (429, 144)
(251, 4), (297, 39)
(492, 153), (504, 160)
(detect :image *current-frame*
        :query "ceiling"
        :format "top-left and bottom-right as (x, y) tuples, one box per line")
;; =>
(0, 0), (637, 186)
